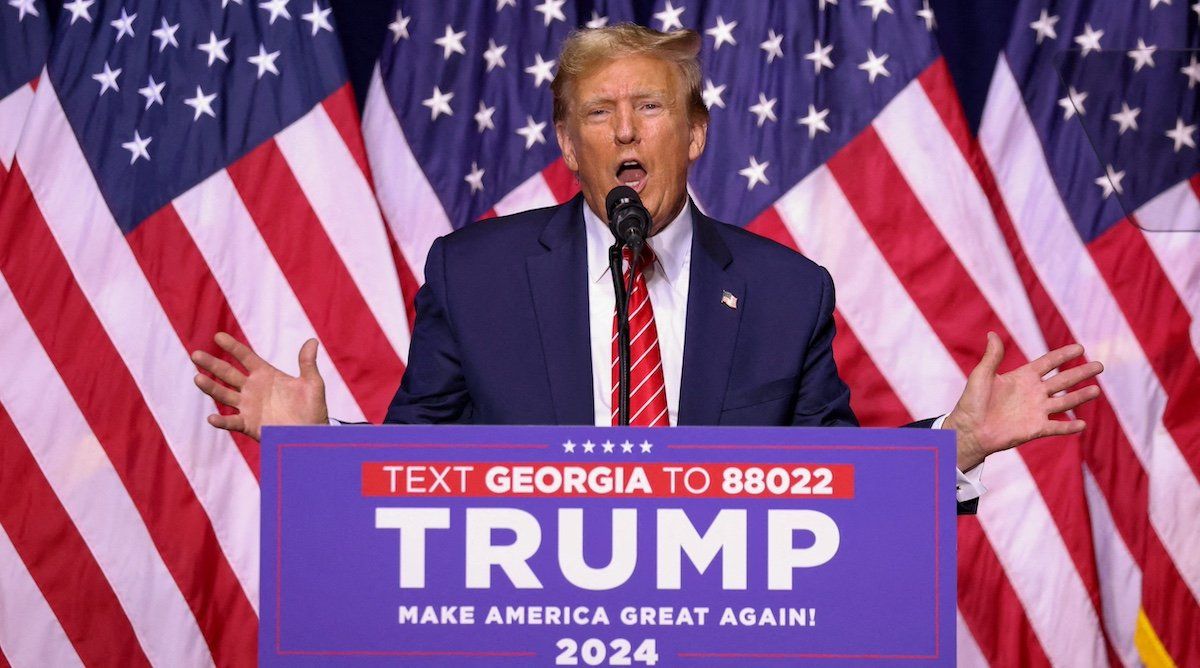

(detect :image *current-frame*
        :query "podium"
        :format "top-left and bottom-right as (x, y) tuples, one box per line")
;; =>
(260, 425), (956, 665)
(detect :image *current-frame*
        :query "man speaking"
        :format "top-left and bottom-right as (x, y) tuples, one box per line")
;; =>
(190, 25), (1102, 502)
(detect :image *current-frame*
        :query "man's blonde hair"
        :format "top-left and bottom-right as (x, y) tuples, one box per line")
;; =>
(551, 24), (708, 125)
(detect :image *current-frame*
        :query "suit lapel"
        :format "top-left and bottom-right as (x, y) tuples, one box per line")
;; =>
(678, 209), (743, 425)
(526, 195), (595, 425)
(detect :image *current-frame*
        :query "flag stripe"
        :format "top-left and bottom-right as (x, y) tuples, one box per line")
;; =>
(542, 158), (582, 203)
(0, 163), (256, 666)
(1084, 468), (1144, 668)
(226, 138), (405, 422)
(0, 524), (82, 668)
(0, 84), (34, 171)
(493, 167), (559, 216)
(956, 610), (989, 668)
(1136, 179), (1200, 354)
(321, 83), (373, 182)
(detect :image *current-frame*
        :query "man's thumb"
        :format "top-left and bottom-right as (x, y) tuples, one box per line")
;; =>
(298, 338), (321, 380)
(973, 331), (1004, 379)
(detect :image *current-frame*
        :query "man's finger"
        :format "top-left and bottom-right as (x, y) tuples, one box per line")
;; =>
(1044, 360), (1104, 395)
(207, 413), (245, 433)
(1043, 418), (1087, 437)
(297, 338), (321, 382)
(969, 332), (1004, 381)
(194, 373), (241, 408)
(190, 350), (247, 389)
(1031, 342), (1085, 377)
(1048, 385), (1102, 414)
(214, 331), (265, 371)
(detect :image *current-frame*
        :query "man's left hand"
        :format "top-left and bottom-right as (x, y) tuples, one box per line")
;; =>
(944, 332), (1104, 472)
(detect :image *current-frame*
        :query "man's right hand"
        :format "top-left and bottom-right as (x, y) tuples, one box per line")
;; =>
(191, 332), (329, 442)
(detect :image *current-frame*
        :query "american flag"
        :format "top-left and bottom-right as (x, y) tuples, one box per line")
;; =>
(364, 0), (1200, 666)
(0, 0), (408, 664)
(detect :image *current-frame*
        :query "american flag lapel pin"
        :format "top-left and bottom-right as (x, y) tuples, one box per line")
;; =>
(721, 290), (738, 310)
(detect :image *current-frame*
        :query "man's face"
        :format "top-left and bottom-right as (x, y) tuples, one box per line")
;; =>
(555, 55), (707, 232)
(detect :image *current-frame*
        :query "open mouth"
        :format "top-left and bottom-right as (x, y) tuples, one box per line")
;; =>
(616, 160), (648, 191)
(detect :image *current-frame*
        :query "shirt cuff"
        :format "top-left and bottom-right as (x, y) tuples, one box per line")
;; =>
(933, 414), (988, 503)
(328, 417), (341, 426)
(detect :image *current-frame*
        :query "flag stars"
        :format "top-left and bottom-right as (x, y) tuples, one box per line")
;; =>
(184, 86), (217, 120)
(639, 440), (653, 453)
(388, 9), (410, 42)
(248, 44), (282, 78)
(760, 29), (783, 63)
(582, 440), (597, 453)
(1109, 102), (1140, 134)
(465, 162), (485, 193)
(739, 156), (770, 190)
(198, 31), (231, 66)
(748, 93), (777, 126)
(1150, 0), (1171, 8)
(917, 0), (935, 30)
(474, 101), (496, 132)
(497, 0), (516, 10)
(654, 1), (685, 31)
(860, 0), (893, 21)
(92, 62), (122, 96)
(483, 39), (507, 71)
(1166, 117), (1197, 152)
(1127, 38), (1156, 71)
(151, 18), (179, 52)
(138, 75), (165, 109)
(586, 11), (608, 29)
(110, 8), (136, 42)
(806, 39), (834, 73)
(435, 24), (467, 60)
(1193, 0), (1200, 18)
(525, 53), (556, 87)
(258, 0), (291, 24)
(1180, 56), (1200, 88)
(562, 439), (576, 453)
(858, 49), (890, 83)
(8, 0), (38, 20)
(701, 79), (726, 109)
(1030, 9), (1059, 44)
(819, 0), (838, 8)
(122, 131), (152, 164)
(62, 0), (93, 24)
(601, 440), (615, 453)
(516, 115), (547, 149)
(706, 16), (738, 50)
(1095, 164), (1125, 199)
(1058, 86), (1087, 119)
(301, 1), (333, 35)
(1074, 23), (1103, 57)
(534, 0), (566, 27)
(798, 104), (831, 138)
(619, 440), (633, 453)
(422, 85), (454, 120)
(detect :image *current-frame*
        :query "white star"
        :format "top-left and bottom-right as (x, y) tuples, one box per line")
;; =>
(62, 0), (93, 24)
(464, 162), (485, 193)
(248, 44), (281, 79)
(483, 39), (507, 71)
(1166, 117), (1197, 152)
(524, 52), (556, 87)
(1181, 56), (1200, 88)
(1095, 164), (1125, 199)
(1058, 86), (1087, 120)
(860, 0), (893, 21)
(435, 24), (467, 60)
(151, 18), (178, 52)
(1029, 9), (1059, 44)
(760, 29), (783, 63)
(222, 0), (244, 7)
(301, 1), (333, 35)
(619, 440), (633, 453)
(1151, 0), (1171, 8)
(474, 101), (496, 131)
(7, 0), (37, 20)
(562, 440), (576, 453)
(534, 0), (565, 26)
(1127, 39), (1157, 72)
(121, 131), (151, 164)
(184, 86), (217, 121)
(1074, 23), (1103, 57)
(654, 1), (685, 31)
(516, 115), (547, 149)
(858, 49), (890, 83)
(92, 62), (121, 96)
(917, 0), (935, 30)
(739, 156), (770, 190)
(798, 104), (831, 138)
(258, 0), (291, 24)
(198, 31), (231, 67)
(137, 75), (165, 109)
(422, 85), (454, 120)
(388, 10), (410, 42)
(705, 16), (738, 50)
(805, 39), (834, 73)
(819, 0), (838, 8)
(1194, 0), (1200, 18)
(600, 440), (614, 453)
(497, 0), (516, 9)
(1109, 102), (1140, 134)
(748, 93), (777, 127)
(582, 440), (596, 453)
(585, 11), (608, 29)
(639, 440), (653, 453)
(110, 8), (136, 42)
(701, 79), (726, 109)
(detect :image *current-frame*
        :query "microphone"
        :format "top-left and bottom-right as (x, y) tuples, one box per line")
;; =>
(605, 185), (651, 248)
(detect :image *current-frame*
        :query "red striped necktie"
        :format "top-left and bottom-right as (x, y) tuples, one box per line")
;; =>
(612, 245), (669, 427)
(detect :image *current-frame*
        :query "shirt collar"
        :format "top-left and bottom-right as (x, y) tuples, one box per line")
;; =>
(583, 197), (693, 286)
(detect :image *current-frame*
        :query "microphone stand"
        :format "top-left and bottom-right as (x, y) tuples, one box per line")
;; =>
(609, 242), (631, 425)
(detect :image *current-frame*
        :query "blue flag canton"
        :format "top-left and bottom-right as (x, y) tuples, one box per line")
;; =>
(1006, 0), (1200, 240)
(380, 0), (637, 227)
(1, 0), (49, 98)
(47, 0), (348, 234)
(662, 0), (939, 226)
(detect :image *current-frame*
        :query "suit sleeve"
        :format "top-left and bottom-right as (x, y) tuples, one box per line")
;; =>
(383, 237), (474, 424)
(792, 266), (858, 427)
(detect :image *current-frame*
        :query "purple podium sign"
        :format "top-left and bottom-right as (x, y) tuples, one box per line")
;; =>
(260, 426), (955, 666)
